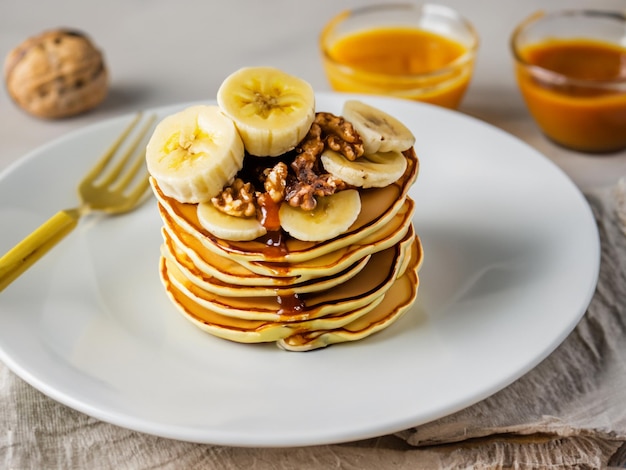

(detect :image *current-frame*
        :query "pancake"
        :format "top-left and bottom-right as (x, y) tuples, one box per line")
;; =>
(162, 226), (420, 322)
(147, 94), (423, 351)
(278, 248), (421, 351)
(162, 235), (373, 297)
(160, 195), (414, 283)
(160, 233), (422, 348)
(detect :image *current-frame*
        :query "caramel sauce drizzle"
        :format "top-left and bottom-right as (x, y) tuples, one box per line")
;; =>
(257, 192), (281, 232)
(256, 190), (307, 315)
(277, 292), (307, 316)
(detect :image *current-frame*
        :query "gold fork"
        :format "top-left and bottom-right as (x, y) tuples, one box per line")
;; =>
(0, 113), (156, 292)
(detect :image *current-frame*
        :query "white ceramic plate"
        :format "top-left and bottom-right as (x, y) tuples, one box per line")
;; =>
(0, 94), (599, 447)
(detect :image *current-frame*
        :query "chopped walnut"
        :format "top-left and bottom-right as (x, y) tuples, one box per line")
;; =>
(262, 162), (288, 203)
(284, 112), (354, 210)
(291, 123), (322, 185)
(298, 121), (325, 160)
(286, 173), (346, 211)
(315, 112), (364, 161)
(210, 111), (362, 215)
(211, 178), (257, 218)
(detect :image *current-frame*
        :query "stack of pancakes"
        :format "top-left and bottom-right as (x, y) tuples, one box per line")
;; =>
(152, 148), (422, 351)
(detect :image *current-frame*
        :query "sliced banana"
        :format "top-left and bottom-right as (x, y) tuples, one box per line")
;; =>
(197, 201), (267, 241)
(217, 66), (315, 157)
(342, 100), (415, 155)
(320, 149), (407, 188)
(146, 105), (244, 204)
(279, 189), (361, 242)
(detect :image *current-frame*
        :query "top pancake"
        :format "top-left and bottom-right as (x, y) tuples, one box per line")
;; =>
(150, 148), (419, 264)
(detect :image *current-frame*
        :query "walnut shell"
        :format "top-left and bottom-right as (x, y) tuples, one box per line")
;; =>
(4, 28), (108, 119)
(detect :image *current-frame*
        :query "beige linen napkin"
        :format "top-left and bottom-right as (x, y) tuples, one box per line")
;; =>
(1, 180), (625, 469)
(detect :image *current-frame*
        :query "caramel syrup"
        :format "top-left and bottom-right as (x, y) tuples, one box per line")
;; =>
(257, 192), (281, 232)
(277, 292), (306, 316)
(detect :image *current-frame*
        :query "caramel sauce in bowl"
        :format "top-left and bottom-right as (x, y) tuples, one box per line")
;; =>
(511, 10), (626, 152)
(320, 4), (478, 109)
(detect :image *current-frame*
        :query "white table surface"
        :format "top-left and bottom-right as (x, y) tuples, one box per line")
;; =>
(1, 0), (626, 192)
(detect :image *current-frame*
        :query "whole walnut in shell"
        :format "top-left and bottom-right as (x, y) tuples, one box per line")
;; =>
(4, 28), (108, 119)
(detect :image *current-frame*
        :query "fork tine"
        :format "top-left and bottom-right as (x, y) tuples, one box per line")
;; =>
(81, 112), (143, 184)
(112, 147), (148, 192)
(95, 114), (156, 189)
(128, 174), (151, 202)
(105, 176), (152, 214)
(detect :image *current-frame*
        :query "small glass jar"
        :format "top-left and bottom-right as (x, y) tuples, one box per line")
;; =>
(320, 3), (479, 109)
(511, 9), (626, 153)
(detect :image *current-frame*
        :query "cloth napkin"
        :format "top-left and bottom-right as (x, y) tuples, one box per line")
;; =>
(1, 179), (625, 469)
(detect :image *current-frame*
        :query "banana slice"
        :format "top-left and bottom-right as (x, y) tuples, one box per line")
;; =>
(146, 105), (244, 204)
(197, 201), (267, 241)
(320, 149), (407, 188)
(342, 100), (415, 155)
(217, 66), (315, 157)
(279, 189), (361, 242)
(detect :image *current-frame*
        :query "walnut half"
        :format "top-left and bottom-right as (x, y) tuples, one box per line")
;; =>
(262, 162), (288, 203)
(315, 112), (364, 161)
(211, 179), (257, 218)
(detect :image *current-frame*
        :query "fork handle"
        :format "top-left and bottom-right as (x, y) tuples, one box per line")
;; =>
(0, 209), (81, 292)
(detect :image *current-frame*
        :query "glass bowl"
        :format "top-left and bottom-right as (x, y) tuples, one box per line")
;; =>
(511, 9), (626, 153)
(320, 3), (479, 109)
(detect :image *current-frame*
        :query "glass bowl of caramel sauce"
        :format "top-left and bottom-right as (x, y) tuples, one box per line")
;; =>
(319, 3), (479, 109)
(511, 10), (626, 153)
